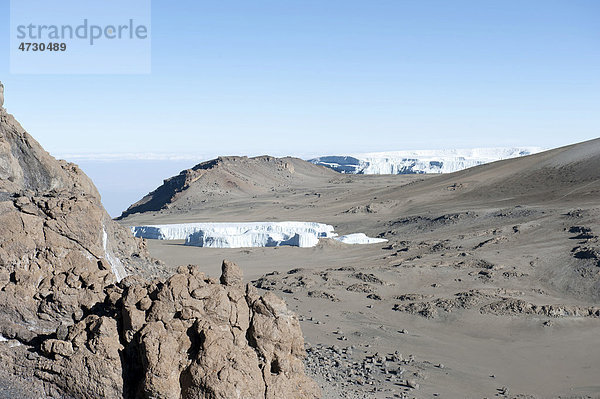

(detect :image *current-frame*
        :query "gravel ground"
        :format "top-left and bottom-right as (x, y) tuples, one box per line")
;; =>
(303, 341), (422, 399)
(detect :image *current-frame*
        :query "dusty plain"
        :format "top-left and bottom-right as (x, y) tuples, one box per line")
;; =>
(119, 141), (600, 398)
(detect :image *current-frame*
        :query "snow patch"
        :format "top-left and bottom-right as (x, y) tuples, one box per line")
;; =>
(334, 233), (388, 245)
(102, 226), (128, 282)
(0, 335), (20, 347)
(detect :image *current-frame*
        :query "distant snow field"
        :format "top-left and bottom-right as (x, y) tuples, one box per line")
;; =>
(130, 222), (385, 248)
(309, 147), (544, 174)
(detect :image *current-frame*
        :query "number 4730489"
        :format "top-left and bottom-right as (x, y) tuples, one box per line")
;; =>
(18, 43), (67, 51)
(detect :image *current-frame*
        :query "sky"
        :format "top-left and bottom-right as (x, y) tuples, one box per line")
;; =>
(0, 0), (598, 159)
(1, 1), (599, 216)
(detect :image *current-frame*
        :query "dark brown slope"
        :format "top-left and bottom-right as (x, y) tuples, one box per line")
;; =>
(462, 137), (600, 203)
(118, 155), (337, 219)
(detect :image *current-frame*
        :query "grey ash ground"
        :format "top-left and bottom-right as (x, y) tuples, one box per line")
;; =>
(120, 139), (600, 398)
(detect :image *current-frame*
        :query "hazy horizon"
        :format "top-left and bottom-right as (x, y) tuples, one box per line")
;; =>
(54, 142), (556, 163)
(1, 1), (598, 157)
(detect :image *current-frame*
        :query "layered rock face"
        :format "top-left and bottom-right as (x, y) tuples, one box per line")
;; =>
(0, 105), (319, 398)
(0, 106), (150, 343)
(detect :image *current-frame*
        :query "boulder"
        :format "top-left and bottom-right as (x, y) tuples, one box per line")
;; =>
(120, 262), (320, 399)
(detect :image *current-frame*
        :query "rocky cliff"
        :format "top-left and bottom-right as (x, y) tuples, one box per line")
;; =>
(0, 105), (319, 398)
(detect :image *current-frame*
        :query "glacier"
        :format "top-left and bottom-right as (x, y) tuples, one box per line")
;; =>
(131, 222), (337, 248)
(309, 147), (543, 175)
(130, 222), (386, 248)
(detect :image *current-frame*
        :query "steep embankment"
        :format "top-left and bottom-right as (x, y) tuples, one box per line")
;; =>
(0, 107), (150, 338)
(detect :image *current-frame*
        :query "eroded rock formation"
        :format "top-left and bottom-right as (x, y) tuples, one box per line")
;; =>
(117, 261), (319, 399)
(23, 261), (320, 399)
(0, 106), (153, 344)
(0, 105), (320, 398)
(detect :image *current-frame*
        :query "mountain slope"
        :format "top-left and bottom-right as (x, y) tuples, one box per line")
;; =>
(393, 138), (600, 211)
(117, 138), (600, 397)
(119, 155), (337, 218)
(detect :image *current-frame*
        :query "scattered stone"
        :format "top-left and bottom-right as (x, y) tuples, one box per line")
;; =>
(308, 290), (340, 302)
(400, 379), (419, 389)
(346, 283), (374, 293)
(41, 339), (74, 358)
(351, 272), (385, 285)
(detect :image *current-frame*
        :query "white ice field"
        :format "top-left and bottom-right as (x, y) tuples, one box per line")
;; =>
(130, 222), (387, 248)
(309, 147), (543, 175)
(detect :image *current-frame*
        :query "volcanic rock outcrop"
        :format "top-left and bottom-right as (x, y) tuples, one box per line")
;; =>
(23, 261), (320, 399)
(0, 106), (150, 344)
(118, 261), (319, 399)
(0, 105), (320, 398)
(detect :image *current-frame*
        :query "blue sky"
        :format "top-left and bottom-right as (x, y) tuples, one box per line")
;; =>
(0, 0), (598, 159)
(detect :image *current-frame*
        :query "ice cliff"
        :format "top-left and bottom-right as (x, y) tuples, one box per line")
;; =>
(131, 222), (337, 248)
(309, 147), (543, 174)
(130, 222), (387, 248)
